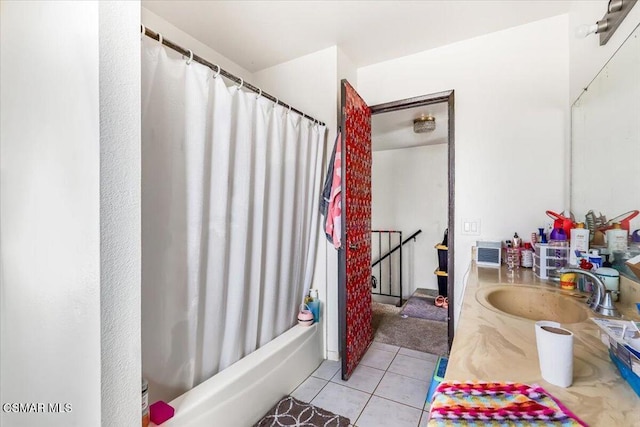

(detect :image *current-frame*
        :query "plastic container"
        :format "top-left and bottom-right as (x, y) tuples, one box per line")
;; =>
(533, 242), (569, 280)
(505, 248), (520, 271)
(595, 267), (620, 301)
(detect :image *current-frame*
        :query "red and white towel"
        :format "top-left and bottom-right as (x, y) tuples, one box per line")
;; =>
(325, 134), (342, 249)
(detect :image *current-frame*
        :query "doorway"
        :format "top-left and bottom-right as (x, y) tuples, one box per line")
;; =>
(370, 96), (452, 356)
(339, 84), (455, 379)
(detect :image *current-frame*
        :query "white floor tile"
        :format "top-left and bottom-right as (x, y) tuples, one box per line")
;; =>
(418, 410), (430, 427)
(311, 382), (370, 422)
(388, 354), (435, 381)
(356, 396), (422, 427)
(312, 359), (341, 380)
(331, 364), (385, 394)
(398, 347), (439, 363)
(370, 341), (400, 354)
(360, 348), (396, 370)
(290, 376), (328, 403)
(374, 371), (429, 409)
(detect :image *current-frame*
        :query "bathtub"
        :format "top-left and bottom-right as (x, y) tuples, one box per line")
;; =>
(153, 324), (323, 427)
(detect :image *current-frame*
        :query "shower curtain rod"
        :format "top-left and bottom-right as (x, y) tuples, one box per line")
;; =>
(142, 26), (326, 127)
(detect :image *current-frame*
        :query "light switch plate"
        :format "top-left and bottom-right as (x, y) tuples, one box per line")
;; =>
(461, 218), (481, 236)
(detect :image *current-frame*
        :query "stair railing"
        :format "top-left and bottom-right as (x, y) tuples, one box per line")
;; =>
(370, 229), (422, 306)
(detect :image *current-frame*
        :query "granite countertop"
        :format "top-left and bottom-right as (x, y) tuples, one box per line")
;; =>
(446, 263), (640, 425)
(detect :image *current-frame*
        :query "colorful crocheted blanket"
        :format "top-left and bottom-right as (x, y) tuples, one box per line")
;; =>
(428, 381), (588, 426)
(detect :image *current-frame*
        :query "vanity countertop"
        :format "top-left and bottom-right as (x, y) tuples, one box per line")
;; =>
(446, 264), (640, 425)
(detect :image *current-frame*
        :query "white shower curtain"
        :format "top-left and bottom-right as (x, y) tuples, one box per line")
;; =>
(141, 37), (325, 402)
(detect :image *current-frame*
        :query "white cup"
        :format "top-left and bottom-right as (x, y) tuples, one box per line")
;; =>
(535, 321), (574, 387)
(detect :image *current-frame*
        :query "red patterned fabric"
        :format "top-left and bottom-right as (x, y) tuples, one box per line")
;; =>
(342, 82), (372, 378)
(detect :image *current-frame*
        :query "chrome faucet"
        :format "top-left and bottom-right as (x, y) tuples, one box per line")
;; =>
(559, 268), (621, 317)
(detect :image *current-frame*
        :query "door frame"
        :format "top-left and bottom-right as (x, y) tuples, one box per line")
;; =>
(368, 90), (456, 349)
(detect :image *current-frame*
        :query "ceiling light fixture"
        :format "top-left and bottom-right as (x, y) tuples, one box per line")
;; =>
(413, 115), (435, 133)
(575, 0), (637, 45)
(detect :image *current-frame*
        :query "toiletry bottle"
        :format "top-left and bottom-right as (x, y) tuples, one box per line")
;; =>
(539, 227), (547, 244)
(588, 249), (602, 270)
(513, 233), (521, 248)
(569, 223), (590, 266)
(606, 223), (628, 253)
(142, 378), (149, 427)
(521, 243), (533, 268)
(307, 289), (320, 323)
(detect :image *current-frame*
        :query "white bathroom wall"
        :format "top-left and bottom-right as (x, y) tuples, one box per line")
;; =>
(372, 144), (448, 298)
(358, 15), (569, 327)
(569, 0), (640, 103)
(254, 46), (343, 360)
(1, 1), (141, 426)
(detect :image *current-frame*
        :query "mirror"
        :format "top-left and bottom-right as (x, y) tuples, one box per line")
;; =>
(571, 23), (640, 278)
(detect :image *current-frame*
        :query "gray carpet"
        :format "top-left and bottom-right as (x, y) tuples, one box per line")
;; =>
(372, 300), (449, 357)
(400, 289), (447, 322)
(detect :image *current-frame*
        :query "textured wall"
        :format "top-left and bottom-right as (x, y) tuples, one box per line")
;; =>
(99, 2), (142, 426)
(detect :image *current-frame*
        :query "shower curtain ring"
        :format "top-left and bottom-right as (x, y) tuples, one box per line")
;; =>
(212, 64), (221, 79)
(256, 87), (262, 99)
(236, 78), (244, 90)
(140, 24), (146, 36)
(185, 49), (193, 65)
(287, 105), (292, 115)
(157, 33), (163, 44)
(274, 97), (279, 107)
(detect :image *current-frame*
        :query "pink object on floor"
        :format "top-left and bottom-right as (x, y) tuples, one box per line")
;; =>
(149, 400), (174, 425)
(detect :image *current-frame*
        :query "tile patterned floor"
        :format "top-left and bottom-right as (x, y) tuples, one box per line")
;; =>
(291, 341), (437, 427)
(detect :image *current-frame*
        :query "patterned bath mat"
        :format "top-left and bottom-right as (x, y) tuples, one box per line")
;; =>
(400, 288), (447, 322)
(254, 396), (350, 427)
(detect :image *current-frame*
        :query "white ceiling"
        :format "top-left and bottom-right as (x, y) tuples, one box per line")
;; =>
(142, 0), (570, 73)
(372, 102), (448, 151)
(143, 1), (569, 152)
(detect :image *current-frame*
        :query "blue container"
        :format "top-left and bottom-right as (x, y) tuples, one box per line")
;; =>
(609, 349), (640, 398)
(307, 300), (320, 323)
(426, 356), (448, 403)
